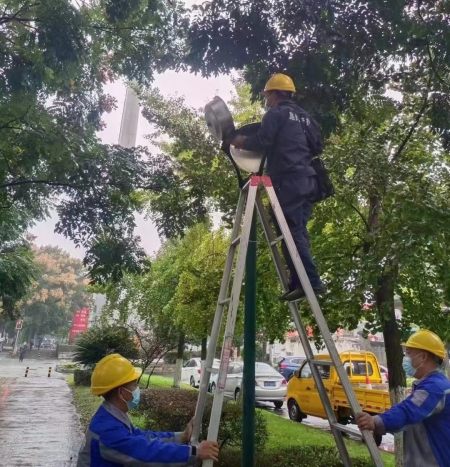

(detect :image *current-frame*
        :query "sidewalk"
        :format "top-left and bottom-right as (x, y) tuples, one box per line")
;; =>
(0, 355), (83, 466)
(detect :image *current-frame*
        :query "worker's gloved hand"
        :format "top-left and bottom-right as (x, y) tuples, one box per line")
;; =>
(181, 417), (194, 444)
(356, 412), (375, 431)
(197, 440), (220, 462)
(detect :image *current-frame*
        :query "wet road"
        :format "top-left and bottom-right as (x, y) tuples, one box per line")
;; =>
(255, 401), (395, 453)
(0, 355), (83, 466)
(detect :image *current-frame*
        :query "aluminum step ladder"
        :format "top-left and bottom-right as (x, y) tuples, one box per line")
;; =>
(191, 175), (384, 467)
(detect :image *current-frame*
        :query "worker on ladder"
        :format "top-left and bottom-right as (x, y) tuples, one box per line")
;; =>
(357, 330), (450, 467)
(230, 73), (326, 301)
(77, 354), (219, 466)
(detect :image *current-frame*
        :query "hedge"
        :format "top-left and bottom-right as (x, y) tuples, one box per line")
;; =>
(217, 446), (374, 467)
(138, 388), (268, 451)
(74, 369), (92, 387)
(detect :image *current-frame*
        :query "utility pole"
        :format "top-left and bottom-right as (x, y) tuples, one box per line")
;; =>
(242, 212), (257, 466)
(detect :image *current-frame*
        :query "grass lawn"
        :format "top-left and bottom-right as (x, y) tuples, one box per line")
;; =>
(261, 410), (394, 466)
(68, 375), (394, 466)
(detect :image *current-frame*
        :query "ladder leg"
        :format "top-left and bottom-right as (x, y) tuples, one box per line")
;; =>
(192, 189), (248, 443)
(202, 182), (259, 467)
(260, 182), (384, 467)
(255, 195), (352, 466)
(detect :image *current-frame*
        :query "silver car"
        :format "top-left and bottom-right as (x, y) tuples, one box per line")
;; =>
(217, 361), (287, 409)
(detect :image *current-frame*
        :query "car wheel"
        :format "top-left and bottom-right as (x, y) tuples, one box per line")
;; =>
(288, 399), (304, 422)
(209, 382), (216, 394)
(234, 388), (241, 401)
(190, 376), (196, 388)
(273, 400), (284, 409)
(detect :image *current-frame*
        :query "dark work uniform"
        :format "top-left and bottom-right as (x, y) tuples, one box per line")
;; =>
(242, 100), (323, 290)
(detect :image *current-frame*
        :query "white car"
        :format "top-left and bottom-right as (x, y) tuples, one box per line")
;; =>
(211, 361), (287, 408)
(181, 358), (220, 388)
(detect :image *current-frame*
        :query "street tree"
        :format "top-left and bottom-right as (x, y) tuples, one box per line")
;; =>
(18, 245), (92, 342)
(0, 0), (188, 296)
(309, 95), (449, 401)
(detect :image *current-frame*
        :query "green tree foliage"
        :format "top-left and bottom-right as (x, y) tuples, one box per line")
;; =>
(0, 0), (187, 292)
(73, 324), (139, 368)
(18, 245), (92, 340)
(186, 0), (450, 142)
(309, 94), (449, 387)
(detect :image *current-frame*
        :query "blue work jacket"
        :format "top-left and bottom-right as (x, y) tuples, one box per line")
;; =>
(374, 371), (450, 467)
(77, 402), (196, 466)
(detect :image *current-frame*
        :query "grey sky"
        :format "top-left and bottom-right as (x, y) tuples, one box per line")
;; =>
(31, 71), (235, 259)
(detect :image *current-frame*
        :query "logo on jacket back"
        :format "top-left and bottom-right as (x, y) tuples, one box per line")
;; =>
(289, 111), (310, 127)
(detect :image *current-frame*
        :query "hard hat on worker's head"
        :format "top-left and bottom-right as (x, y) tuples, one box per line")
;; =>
(91, 353), (142, 396)
(263, 73), (296, 93)
(403, 330), (446, 360)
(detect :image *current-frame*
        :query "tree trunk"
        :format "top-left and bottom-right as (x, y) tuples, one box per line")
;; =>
(172, 333), (185, 388)
(376, 266), (405, 467)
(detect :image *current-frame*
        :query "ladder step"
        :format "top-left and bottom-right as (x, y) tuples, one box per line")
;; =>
(231, 236), (241, 247)
(219, 297), (231, 305)
(270, 235), (284, 246)
(331, 423), (362, 438)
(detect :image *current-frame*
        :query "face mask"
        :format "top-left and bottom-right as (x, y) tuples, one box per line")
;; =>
(402, 356), (416, 377)
(121, 387), (140, 409)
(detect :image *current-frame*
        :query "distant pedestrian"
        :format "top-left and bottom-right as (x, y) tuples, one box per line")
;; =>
(19, 345), (26, 362)
(356, 329), (450, 467)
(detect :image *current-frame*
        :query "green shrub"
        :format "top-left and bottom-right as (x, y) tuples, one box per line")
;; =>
(139, 388), (267, 451)
(218, 446), (374, 467)
(73, 325), (138, 368)
(74, 369), (93, 386)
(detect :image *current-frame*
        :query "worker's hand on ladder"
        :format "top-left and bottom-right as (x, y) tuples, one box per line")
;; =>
(356, 412), (375, 431)
(197, 441), (220, 462)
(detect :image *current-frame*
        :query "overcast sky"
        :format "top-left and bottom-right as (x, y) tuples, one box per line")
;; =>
(31, 71), (235, 259)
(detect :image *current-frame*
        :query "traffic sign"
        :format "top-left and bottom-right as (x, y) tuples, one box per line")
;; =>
(15, 319), (23, 330)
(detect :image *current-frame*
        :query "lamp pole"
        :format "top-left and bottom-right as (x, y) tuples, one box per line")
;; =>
(242, 210), (257, 466)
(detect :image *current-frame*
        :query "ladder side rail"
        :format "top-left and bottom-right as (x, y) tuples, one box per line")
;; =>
(255, 196), (352, 466)
(191, 190), (248, 443)
(264, 183), (384, 466)
(202, 182), (259, 467)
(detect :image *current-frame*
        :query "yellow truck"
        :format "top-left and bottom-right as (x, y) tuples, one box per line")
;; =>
(286, 351), (391, 445)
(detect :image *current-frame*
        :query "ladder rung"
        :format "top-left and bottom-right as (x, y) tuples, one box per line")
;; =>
(331, 423), (362, 438)
(270, 235), (284, 246)
(231, 236), (241, 247)
(219, 297), (231, 306)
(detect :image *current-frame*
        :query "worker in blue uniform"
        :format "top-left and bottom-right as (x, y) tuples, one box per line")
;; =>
(357, 330), (450, 467)
(230, 73), (325, 301)
(77, 353), (219, 466)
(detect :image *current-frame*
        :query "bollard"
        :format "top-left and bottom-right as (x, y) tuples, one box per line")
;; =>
(48, 366), (52, 377)
(24, 367), (29, 377)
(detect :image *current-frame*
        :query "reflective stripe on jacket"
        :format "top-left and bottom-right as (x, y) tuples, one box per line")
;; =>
(77, 402), (196, 466)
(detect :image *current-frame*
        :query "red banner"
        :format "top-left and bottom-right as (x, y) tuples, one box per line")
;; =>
(68, 308), (90, 343)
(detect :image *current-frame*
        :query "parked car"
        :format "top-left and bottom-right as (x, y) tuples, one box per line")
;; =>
(181, 358), (202, 387)
(277, 356), (306, 381)
(214, 361), (287, 408)
(286, 351), (390, 446)
(181, 358), (220, 388)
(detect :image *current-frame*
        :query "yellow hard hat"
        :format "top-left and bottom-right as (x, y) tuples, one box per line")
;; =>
(264, 73), (296, 93)
(91, 353), (142, 396)
(403, 330), (446, 360)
